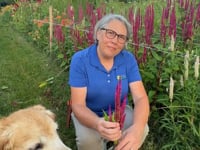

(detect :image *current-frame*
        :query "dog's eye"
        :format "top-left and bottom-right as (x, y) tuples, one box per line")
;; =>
(34, 143), (44, 150)
(28, 143), (44, 150)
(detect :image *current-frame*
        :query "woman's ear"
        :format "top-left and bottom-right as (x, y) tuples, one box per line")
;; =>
(96, 30), (101, 41)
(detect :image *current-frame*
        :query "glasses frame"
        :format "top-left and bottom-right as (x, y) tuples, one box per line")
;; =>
(100, 28), (128, 44)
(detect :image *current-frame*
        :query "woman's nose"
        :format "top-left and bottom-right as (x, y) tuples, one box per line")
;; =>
(111, 35), (118, 43)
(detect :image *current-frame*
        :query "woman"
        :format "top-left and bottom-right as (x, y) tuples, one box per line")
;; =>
(68, 14), (149, 150)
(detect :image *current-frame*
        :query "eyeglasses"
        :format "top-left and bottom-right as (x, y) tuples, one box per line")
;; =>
(100, 28), (128, 44)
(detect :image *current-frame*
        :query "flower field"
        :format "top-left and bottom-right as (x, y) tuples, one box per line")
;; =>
(1, 0), (200, 149)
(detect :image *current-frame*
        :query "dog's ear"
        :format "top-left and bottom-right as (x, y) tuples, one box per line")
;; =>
(0, 122), (14, 150)
(0, 138), (13, 150)
(32, 105), (56, 121)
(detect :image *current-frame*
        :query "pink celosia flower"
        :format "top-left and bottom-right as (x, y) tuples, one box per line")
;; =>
(103, 76), (126, 146)
(160, 7), (168, 47)
(54, 25), (65, 44)
(196, 3), (200, 24)
(128, 7), (134, 25)
(143, 4), (154, 63)
(103, 76), (126, 130)
(182, 1), (195, 41)
(132, 8), (142, 61)
(36, 0), (42, 3)
(169, 7), (176, 40)
(67, 5), (74, 21)
(78, 5), (84, 24)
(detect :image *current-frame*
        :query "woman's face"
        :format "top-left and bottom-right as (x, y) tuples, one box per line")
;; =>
(96, 19), (127, 59)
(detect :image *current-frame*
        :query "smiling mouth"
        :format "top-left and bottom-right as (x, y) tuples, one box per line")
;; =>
(107, 45), (117, 51)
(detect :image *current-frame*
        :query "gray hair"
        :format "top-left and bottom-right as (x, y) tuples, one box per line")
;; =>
(93, 14), (132, 42)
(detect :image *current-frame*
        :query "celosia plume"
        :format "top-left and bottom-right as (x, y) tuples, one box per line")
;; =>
(196, 3), (200, 24)
(184, 51), (189, 80)
(132, 8), (142, 60)
(180, 75), (184, 87)
(67, 5), (74, 21)
(160, 7), (169, 47)
(36, 0), (42, 3)
(194, 56), (199, 79)
(78, 5), (84, 23)
(169, 7), (176, 40)
(103, 76), (126, 130)
(54, 25), (65, 44)
(142, 4), (154, 63)
(128, 6), (134, 25)
(169, 76), (174, 102)
(115, 76), (126, 129)
(115, 76), (122, 123)
(182, 1), (195, 41)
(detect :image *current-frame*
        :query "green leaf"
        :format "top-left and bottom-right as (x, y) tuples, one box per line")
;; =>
(57, 53), (64, 59)
(46, 77), (54, 82)
(112, 112), (115, 122)
(151, 50), (162, 61)
(1, 86), (8, 90)
(148, 90), (156, 100)
(102, 110), (109, 121)
(38, 81), (47, 88)
(142, 71), (155, 80)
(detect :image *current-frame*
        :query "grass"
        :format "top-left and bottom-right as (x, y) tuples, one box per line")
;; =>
(0, 15), (76, 149)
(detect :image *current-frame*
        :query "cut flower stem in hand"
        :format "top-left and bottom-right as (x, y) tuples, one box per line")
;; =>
(103, 75), (127, 146)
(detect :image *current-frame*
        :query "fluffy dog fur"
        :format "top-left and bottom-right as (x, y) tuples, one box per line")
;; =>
(0, 105), (71, 150)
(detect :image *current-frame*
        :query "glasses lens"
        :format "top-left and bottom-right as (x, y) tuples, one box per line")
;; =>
(106, 29), (116, 39)
(118, 35), (127, 43)
(101, 28), (128, 43)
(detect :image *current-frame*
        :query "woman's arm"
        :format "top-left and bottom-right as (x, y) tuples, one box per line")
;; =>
(71, 86), (122, 141)
(130, 81), (149, 130)
(70, 87), (100, 130)
(115, 81), (149, 150)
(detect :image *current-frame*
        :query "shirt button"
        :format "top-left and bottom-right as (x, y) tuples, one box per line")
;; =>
(107, 74), (110, 77)
(107, 80), (111, 83)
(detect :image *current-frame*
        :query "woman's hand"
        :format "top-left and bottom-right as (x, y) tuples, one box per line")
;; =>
(96, 119), (122, 141)
(115, 125), (144, 150)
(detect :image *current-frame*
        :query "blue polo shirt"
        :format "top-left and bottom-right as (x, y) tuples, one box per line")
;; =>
(68, 44), (141, 117)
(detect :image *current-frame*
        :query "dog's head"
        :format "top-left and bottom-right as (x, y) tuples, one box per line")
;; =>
(0, 105), (71, 150)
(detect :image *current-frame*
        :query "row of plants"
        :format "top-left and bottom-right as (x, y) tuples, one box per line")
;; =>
(1, 0), (199, 149)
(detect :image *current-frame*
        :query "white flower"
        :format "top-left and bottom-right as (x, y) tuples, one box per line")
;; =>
(184, 51), (189, 80)
(194, 56), (199, 79)
(170, 35), (175, 51)
(180, 75), (184, 87)
(169, 76), (174, 102)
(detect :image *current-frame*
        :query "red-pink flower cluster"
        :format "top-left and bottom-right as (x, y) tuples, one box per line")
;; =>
(142, 4), (154, 63)
(181, 1), (195, 41)
(129, 8), (142, 61)
(169, 7), (176, 40)
(114, 76), (126, 129)
(196, 3), (200, 24)
(54, 25), (65, 44)
(160, 0), (176, 47)
(103, 76), (126, 130)
(160, 7), (169, 47)
(67, 5), (74, 21)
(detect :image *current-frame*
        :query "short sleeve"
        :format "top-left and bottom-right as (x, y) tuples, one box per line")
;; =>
(126, 52), (141, 82)
(68, 53), (88, 87)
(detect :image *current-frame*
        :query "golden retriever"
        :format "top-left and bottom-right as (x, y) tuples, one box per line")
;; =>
(0, 105), (71, 150)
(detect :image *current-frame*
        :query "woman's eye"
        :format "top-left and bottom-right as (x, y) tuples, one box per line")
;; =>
(119, 35), (126, 40)
(108, 31), (115, 35)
